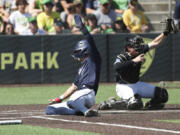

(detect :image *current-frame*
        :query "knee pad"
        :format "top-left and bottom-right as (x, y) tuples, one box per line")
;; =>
(127, 94), (143, 110)
(152, 87), (168, 104)
(45, 106), (57, 115)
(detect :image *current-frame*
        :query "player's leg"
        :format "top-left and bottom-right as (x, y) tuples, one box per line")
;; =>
(145, 87), (168, 109)
(136, 82), (168, 109)
(67, 89), (97, 116)
(116, 83), (134, 99)
(98, 83), (142, 110)
(135, 81), (155, 98)
(45, 102), (76, 115)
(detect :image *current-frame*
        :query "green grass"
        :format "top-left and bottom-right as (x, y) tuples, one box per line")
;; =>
(154, 119), (180, 124)
(0, 125), (101, 135)
(0, 83), (180, 105)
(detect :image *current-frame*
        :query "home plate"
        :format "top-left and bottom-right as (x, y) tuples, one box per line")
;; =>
(0, 120), (22, 125)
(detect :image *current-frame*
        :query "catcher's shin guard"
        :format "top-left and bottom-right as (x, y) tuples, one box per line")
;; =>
(145, 87), (168, 110)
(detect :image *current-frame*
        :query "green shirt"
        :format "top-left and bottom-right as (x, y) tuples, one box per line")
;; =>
(112, 0), (129, 10)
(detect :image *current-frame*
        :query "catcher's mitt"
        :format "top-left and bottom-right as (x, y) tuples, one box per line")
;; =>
(163, 18), (177, 34)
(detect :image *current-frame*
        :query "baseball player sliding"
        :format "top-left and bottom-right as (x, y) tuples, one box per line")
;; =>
(99, 18), (176, 110)
(45, 14), (101, 117)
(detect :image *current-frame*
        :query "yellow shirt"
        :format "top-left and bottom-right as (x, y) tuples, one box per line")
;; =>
(37, 12), (60, 32)
(123, 9), (147, 33)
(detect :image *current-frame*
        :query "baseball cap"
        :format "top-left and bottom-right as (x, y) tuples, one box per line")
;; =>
(100, 0), (109, 5)
(41, 0), (52, 5)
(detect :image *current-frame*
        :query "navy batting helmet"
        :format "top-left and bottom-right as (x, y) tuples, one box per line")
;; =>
(72, 39), (90, 60)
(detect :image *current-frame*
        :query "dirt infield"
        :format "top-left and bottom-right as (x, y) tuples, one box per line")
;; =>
(0, 104), (180, 135)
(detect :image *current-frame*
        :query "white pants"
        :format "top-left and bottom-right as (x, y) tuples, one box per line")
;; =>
(49, 88), (95, 114)
(116, 81), (155, 100)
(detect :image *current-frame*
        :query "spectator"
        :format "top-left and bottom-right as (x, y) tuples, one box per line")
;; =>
(111, 0), (128, 16)
(28, 16), (46, 35)
(0, 0), (14, 22)
(37, 0), (60, 34)
(10, 0), (18, 12)
(28, 0), (43, 16)
(53, 18), (71, 34)
(113, 16), (129, 33)
(85, 14), (101, 34)
(85, 0), (100, 14)
(52, 0), (64, 13)
(123, 0), (149, 33)
(8, 0), (31, 35)
(0, 16), (4, 34)
(174, 0), (180, 30)
(2, 22), (16, 35)
(60, 0), (74, 22)
(93, 0), (117, 34)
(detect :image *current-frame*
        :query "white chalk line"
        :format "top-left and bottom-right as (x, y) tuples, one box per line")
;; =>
(99, 109), (180, 114)
(0, 116), (33, 120)
(32, 116), (180, 134)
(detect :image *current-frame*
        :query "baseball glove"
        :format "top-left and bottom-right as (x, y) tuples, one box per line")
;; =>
(164, 18), (177, 34)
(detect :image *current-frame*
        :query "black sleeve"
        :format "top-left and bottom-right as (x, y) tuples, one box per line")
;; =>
(142, 44), (150, 54)
(114, 58), (134, 74)
(80, 26), (101, 59)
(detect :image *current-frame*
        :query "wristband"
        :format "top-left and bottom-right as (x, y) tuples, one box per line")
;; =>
(54, 97), (61, 103)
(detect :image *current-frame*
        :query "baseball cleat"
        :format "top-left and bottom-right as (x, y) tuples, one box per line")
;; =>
(84, 109), (98, 117)
(144, 101), (165, 110)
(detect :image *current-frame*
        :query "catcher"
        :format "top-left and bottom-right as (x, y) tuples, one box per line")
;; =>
(45, 14), (101, 117)
(99, 18), (176, 110)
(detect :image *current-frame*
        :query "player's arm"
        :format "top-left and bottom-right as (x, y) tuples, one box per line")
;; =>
(148, 33), (166, 49)
(148, 18), (176, 49)
(74, 14), (100, 57)
(114, 56), (133, 74)
(49, 83), (77, 104)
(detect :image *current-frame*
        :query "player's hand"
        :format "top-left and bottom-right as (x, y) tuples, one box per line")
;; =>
(48, 97), (62, 105)
(132, 54), (145, 63)
(74, 14), (84, 29)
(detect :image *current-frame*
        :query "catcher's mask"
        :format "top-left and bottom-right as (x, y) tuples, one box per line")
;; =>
(125, 35), (144, 54)
(72, 39), (89, 60)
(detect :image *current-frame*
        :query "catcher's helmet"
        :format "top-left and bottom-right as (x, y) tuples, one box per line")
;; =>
(125, 35), (144, 53)
(72, 40), (89, 59)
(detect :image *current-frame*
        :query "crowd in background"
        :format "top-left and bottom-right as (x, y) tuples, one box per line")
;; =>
(0, 0), (179, 36)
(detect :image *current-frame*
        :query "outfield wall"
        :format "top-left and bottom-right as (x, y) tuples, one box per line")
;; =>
(0, 33), (179, 84)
